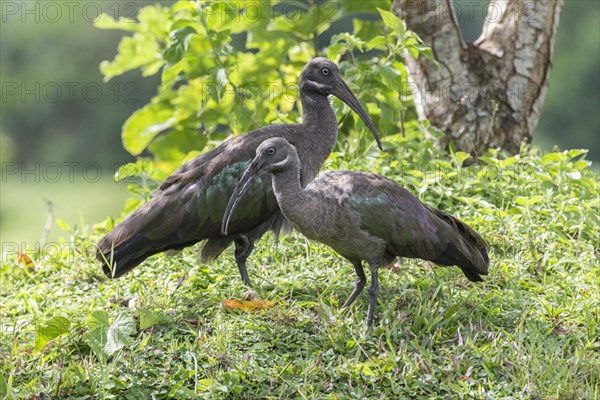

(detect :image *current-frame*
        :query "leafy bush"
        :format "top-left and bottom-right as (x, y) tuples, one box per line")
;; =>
(94, 1), (429, 185)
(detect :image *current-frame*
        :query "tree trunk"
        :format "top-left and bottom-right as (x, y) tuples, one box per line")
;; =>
(393, 0), (564, 156)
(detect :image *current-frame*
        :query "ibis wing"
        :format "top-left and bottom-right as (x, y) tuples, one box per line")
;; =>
(97, 125), (293, 277)
(336, 172), (488, 279)
(343, 173), (444, 260)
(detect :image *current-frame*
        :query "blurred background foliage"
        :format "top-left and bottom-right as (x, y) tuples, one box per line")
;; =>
(2, 0), (598, 166)
(1, 0), (598, 245)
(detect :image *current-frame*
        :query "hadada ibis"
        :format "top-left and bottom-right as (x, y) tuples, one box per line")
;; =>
(222, 138), (489, 326)
(97, 58), (382, 295)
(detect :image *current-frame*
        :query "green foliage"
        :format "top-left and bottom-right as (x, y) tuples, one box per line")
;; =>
(34, 316), (70, 353)
(95, 0), (433, 184)
(1, 144), (598, 398)
(84, 310), (137, 364)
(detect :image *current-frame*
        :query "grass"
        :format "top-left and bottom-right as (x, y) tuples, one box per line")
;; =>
(1, 144), (598, 399)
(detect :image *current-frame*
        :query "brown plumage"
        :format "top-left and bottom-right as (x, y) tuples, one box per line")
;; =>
(223, 138), (489, 326)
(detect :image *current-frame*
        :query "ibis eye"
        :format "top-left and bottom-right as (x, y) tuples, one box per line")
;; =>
(321, 68), (330, 76)
(267, 147), (275, 155)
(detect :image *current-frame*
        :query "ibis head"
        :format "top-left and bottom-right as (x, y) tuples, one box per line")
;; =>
(222, 138), (295, 236)
(299, 58), (383, 151)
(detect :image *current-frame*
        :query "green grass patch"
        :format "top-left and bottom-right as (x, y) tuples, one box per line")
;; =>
(1, 145), (598, 399)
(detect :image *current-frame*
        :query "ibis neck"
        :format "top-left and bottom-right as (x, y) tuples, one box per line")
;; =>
(271, 160), (305, 219)
(298, 89), (338, 184)
(300, 90), (337, 129)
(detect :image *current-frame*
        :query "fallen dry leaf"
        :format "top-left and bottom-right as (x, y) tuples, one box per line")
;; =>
(222, 299), (276, 312)
(389, 261), (402, 273)
(17, 252), (35, 270)
(553, 323), (571, 335)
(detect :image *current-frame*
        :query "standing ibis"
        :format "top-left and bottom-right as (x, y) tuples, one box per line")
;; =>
(222, 138), (489, 326)
(97, 58), (382, 296)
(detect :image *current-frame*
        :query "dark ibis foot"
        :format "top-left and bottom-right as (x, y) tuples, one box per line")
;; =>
(365, 266), (380, 327)
(340, 261), (367, 309)
(234, 236), (255, 287)
(366, 309), (375, 327)
(340, 282), (365, 309)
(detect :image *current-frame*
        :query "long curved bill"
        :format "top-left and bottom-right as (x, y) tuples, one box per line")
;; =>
(332, 79), (383, 151)
(221, 161), (262, 236)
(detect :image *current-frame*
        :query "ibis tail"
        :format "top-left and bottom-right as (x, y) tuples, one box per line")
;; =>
(425, 206), (489, 282)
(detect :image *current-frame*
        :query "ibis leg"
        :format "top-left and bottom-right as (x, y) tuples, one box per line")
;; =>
(341, 261), (366, 309)
(366, 265), (380, 327)
(234, 236), (254, 288)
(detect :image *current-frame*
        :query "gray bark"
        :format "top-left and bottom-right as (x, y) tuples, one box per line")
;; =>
(393, 0), (564, 156)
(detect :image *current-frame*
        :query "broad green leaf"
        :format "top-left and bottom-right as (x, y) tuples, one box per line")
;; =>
(100, 34), (161, 81)
(270, 5), (338, 39)
(0, 371), (7, 399)
(366, 36), (387, 50)
(214, 68), (228, 102)
(122, 105), (175, 156)
(136, 4), (172, 38)
(326, 43), (347, 61)
(451, 151), (472, 165)
(378, 8), (406, 36)
(172, 78), (208, 123)
(542, 152), (566, 164)
(171, 0), (199, 13)
(379, 62), (402, 89)
(115, 162), (138, 181)
(288, 42), (313, 63)
(354, 362), (376, 376)
(515, 195), (544, 206)
(55, 218), (71, 231)
(148, 129), (208, 162)
(84, 311), (136, 363)
(105, 313), (136, 357)
(84, 311), (110, 362)
(230, 103), (255, 134)
(163, 26), (198, 64)
(499, 157), (520, 167)
(568, 149), (587, 158)
(330, 33), (365, 53)
(34, 316), (70, 352)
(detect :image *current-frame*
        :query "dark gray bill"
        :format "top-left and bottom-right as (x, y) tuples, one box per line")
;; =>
(221, 161), (261, 236)
(332, 79), (383, 151)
